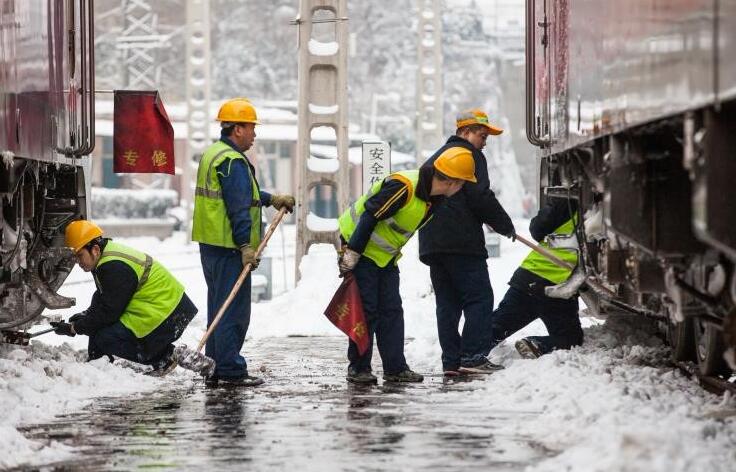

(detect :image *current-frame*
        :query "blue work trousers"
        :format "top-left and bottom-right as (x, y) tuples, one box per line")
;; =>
(348, 257), (408, 375)
(88, 294), (197, 368)
(427, 254), (494, 370)
(200, 246), (252, 379)
(491, 286), (583, 355)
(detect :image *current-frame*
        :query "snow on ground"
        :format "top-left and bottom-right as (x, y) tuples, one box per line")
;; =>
(0, 343), (162, 468)
(2, 219), (735, 470)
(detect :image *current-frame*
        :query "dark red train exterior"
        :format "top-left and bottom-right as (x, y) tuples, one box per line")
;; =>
(526, 0), (736, 375)
(0, 0), (94, 331)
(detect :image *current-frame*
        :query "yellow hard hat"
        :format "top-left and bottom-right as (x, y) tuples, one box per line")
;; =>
(65, 220), (103, 253)
(456, 109), (503, 135)
(433, 147), (477, 183)
(216, 98), (259, 124)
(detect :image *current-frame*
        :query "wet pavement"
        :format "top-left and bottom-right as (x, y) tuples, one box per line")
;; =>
(20, 337), (555, 471)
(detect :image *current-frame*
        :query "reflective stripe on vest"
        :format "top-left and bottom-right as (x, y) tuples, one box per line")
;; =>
(192, 141), (262, 249)
(519, 214), (579, 284)
(338, 170), (429, 267)
(96, 241), (185, 339)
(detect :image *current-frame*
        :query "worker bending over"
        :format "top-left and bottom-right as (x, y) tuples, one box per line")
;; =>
(490, 198), (583, 358)
(337, 147), (477, 384)
(52, 220), (209, 376)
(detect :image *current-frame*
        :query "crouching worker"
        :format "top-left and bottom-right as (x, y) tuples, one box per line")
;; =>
(489, 198), (583, 358)
(52, 220), (212, 377)
(337, 147), (477, 384)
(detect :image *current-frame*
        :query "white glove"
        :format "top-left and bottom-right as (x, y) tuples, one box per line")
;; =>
(338, 248), (361, 275)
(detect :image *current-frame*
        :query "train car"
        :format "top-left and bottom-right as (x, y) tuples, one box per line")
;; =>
(525, 0), (736, 375)
(0, 0), (94, 334)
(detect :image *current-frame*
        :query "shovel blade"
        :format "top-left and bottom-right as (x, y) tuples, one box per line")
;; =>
(174, 344), (216, 377)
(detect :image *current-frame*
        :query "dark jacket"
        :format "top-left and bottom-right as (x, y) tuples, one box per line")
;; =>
(73, 239), (197, 336)
(418, 135), (514, 261)
(509, 198), (579, 295)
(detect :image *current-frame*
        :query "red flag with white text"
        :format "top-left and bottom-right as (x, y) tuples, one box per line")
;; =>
(113, 90), (175, 174)
(324, 274), (370, 355)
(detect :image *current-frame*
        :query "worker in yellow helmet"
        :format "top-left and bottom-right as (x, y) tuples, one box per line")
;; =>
(337, 147), (476, 384)
(192, 98), (295, 387)
(419, 108), (516, 377)
(52, 220), (212, 377)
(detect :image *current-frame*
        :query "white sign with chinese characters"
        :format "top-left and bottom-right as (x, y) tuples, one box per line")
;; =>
(362, 141), (391, 193)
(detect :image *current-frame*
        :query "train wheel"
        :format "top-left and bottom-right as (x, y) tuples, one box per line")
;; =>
(666, 318), (695, 362)
(693, 319), (730, 377)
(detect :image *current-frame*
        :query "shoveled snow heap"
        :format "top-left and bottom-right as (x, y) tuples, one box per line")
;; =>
(483, 315), (736, 472)
(1, 227), (735, 470)
(0, 342), (161, 469)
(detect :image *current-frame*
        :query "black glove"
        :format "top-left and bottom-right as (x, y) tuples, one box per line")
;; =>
(69, 311), (87, 323)
(506, 229), (517, 242)
(51, 321), (76, 337)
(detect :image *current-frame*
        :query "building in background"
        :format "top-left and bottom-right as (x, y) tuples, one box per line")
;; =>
(91, 99), (396, 220)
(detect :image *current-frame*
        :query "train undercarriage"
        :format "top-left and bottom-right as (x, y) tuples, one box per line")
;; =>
(540, 101), (736, 377)
(0, 159), (86, 332)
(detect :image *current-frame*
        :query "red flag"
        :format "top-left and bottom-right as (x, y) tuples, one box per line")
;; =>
(324, 274), (370, 355)
(113, 90), (175, 174)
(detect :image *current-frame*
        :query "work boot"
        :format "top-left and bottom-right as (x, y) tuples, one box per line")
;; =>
(383, 369), (424, 383)
(145, 357), (177, 377)
(443, 368), (462, 377)
(458, 359), (505, 374)
(515, 338), (543, 359)
(173, 345), (216, 377)
(346, 368), (378, 385)
(218, 375), (264, 387)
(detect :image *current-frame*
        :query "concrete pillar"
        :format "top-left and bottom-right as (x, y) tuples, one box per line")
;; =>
(184, 0), (211, 236)
(294, 0), (349, 280)
(415, 0), (444, 164)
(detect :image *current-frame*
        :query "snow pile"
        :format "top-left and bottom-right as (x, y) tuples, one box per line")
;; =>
(478, 315), (736, 472)
(0, 342), (161, 469)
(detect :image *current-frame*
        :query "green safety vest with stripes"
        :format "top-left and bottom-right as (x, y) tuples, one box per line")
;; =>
(338, 170), (431, 268)
(95, 241), (185, 339)
(519, 214), (579, 284)
(192, 140), (262, 249)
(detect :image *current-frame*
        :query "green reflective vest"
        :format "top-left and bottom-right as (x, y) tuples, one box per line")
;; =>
(192, 140), (261, 249)
(338, 170), (430, 268)
(519, 214), (579, 284)
(95, 241), (185, 339)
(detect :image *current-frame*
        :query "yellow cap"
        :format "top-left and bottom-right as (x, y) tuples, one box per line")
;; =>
(433, 147), (477, 183)
(65, 220), (103, 253)
(216, 98), (259, 124)
(456, 109), (503, 135)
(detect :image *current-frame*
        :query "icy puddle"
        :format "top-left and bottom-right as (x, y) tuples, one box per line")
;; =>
(20, 337), (554, 471)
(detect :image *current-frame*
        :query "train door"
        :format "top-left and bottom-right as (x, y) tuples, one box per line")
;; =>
(55, 0), (94, 158)
(526, 0), (552, 149)
(0, 0), (18, 155)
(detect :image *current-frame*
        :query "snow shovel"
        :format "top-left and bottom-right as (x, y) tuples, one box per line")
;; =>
(514, 233), (588, 299)
(515, 233), (575, 271)
(174, 207), (289, 377)
(514, 233), (617, 299)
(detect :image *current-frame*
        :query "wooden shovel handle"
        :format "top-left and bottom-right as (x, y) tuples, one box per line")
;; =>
(196, 208), (289, 352)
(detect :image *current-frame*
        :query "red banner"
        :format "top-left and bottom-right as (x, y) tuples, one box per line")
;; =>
(324, 274), (370, 355)
(113, 90), (175, 174)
